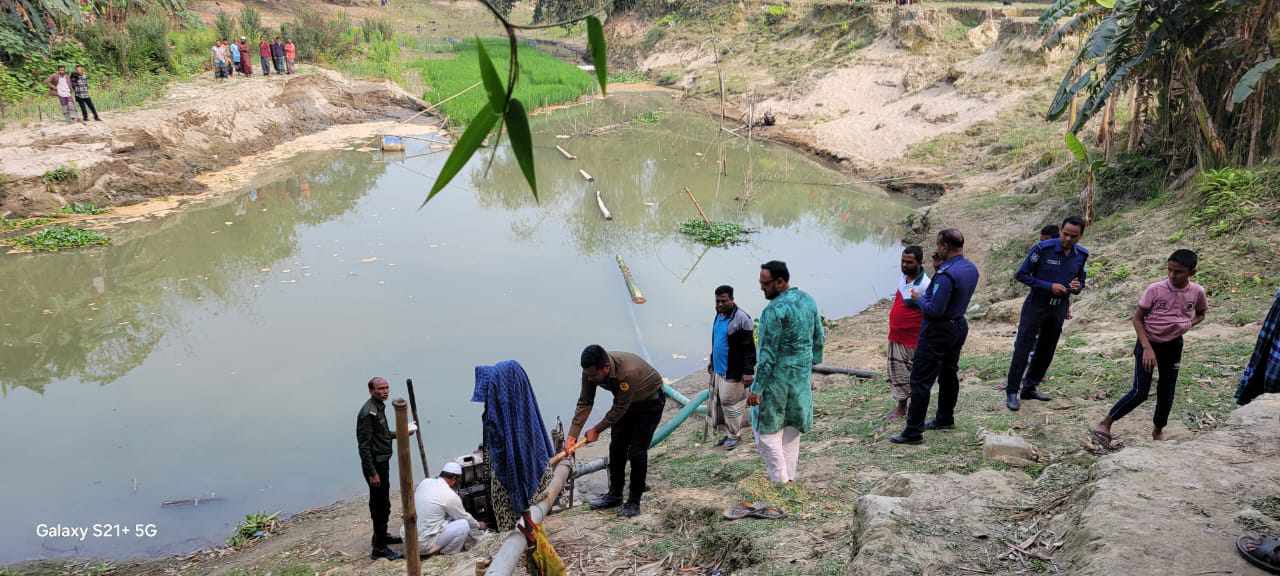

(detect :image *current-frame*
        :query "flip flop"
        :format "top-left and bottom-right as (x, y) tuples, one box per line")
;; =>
(1088, 428), (1116, 451)
(723, 502), (755, 520)
(1238, 535), (1280, 574)
(748, 505), (787, 520)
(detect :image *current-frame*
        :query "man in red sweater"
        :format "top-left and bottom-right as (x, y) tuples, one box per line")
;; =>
(887, 245), (931, 420)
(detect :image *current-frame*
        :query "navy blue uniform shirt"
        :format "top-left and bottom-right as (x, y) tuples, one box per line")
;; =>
(919, 255), (980, 323)
(1015, 238), (1088, 299)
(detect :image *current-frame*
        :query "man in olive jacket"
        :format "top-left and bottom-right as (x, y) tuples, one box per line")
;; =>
(357, 377), (416, 560)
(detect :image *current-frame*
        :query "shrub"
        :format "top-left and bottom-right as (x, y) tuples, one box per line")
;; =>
(763, 4), (787, 25)
(1094, 152), (1166, 216)
(1194, 167), (1261, 237)
(361, 18), (395, 43)
(240, 6), (263, 41)
(42, 164), (79, 185)
(9, 226), (109, 252)
(282, 13), (355, 62)
(214, 11), (238, 42)
(226, 512), (279, 548)
(124, 12), (175, 74)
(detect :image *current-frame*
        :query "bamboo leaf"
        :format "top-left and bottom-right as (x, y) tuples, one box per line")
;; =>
(587, 16), (608, 96)
(1231, 58), (1279, 106)
(1094, 0), (1115, 8)
(425, 107), (500, 204)
(504, 98), (538, 200)
(475, 38), (507, 113)
(1065, 132), (1090, 163)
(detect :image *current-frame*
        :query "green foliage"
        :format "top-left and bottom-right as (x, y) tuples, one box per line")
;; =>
(8, 226), (109, 251)
(414, 40), (594, 123)
(61, 201), (109, 215)
(240, 6), (263, 41)
(41, 164), (79, 184)
(1094, 152), (1165, 216)
(360, 18), (395, 44)
(587, 16), (607, 96)
(607, 69), (646, 84)
(281, 12), (354, 62)
(763, 4), (787, 25)
(505, 98), (538, 198)
(0, 217), (55, 232)
(124, 12), (176, 74)
(679, 219), (750, 246)
(1232, 58), (1279, 106)
(1193, 167), (1261, 237)
(226, 512), (279, 548)
(214, 10), (237, 41)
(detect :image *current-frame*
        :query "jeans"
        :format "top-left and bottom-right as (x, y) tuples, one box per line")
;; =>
(1006, 296), (1068, 394)
(1107, 338), (1183, 428)
(57, 96), (75, 121)
(261, 56), (271, 75)
(608, 394), (665, 504)
(76, 96), (99, 120)
(367, 460), (391, 548)
(903, 318), (969, 438)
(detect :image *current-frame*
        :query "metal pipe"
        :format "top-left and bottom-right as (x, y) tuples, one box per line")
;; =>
(393, 399), (421, 576)
(812, 364), (879, 379)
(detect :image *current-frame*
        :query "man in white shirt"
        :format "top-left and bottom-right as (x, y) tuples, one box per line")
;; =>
(402, 461), (487, 556)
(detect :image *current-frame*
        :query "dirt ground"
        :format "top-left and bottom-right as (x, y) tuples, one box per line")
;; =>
(0, 66), (429, 221)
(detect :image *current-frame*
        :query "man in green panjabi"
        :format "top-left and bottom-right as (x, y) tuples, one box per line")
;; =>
(747, 260), (825, 484)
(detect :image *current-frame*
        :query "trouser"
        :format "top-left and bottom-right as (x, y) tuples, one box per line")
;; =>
(76, 97), (99, 120)
(230, 59), (240, 75)
(1006, 296), (1068, 394)
(286, 58), (295, 74)
(886, 341), (915, 402)
(607, 393), (665, 504)
(57, 96), (74, 121)
(274, 56), (286, 74)
(1107, 338), (1183, 428)
(903, 318), (969, 437)
(261, 56), (271, 75)
(710, 372), (747, 438)
(368, 459), (391, 548)
(426, 519), (476, 555)
(754, 426), (801, 483)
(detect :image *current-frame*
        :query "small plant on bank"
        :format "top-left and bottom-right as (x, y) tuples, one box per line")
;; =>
(8, 226), (109, 252)
(61, 202), (110, 215)
(679, 219), (750, 246)
(41, 164), (79, 185)
(1194, 167), (1261, 237)
(0, 217), (55, 232)
(226, 512), (280, 548)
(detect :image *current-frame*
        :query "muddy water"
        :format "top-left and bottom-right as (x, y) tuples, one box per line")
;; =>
(0, 93), (910, 562)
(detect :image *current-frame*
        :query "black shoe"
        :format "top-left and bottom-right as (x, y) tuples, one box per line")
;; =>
(714, 436), (729, 447)
(1020, 390), (1052, 401)
(371, 547), (403, 560)
(1006, 393), (1021, 411)
(383, 535), (403, 545)
(589, 494), (623, 510)
(924, 419), (954, 431)
(619, 502), (641, 518)
(889, 433), (924, 445)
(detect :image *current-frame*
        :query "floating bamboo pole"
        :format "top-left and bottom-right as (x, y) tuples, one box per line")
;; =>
(579, 169), (594, 181)
(596, 190), (612, 220)
(684, 187), (711, 225)
(616, 255), (645, 304)
(555, 145), (577, 160)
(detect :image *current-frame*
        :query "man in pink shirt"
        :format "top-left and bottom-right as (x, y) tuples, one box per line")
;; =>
(1091, 249), (1207, 445)
(284, 38), (296, 74)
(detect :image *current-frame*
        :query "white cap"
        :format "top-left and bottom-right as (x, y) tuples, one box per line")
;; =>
(442, 461), (463, 476)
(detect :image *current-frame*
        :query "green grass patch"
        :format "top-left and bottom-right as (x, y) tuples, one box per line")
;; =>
(60, 202), (109, 215)
(412, 39), (594, 126)
(41, 164), (79, 185)
(0, 217), (55, 232)
(227, 563), (316, 576)
(8, 226), (109, 252)
(227, 512), (280, 548)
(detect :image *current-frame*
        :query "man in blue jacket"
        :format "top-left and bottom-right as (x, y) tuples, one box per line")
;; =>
(1006, 216), (1089, 411)
(891, 229), (980, 445)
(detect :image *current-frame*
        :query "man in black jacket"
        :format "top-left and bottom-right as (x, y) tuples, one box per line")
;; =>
(708, 285), (756, 450)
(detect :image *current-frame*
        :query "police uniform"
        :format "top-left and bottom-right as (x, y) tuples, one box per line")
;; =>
(356, 397), (396, 551)
(570, 351), (666, 507)
(1006, 238), (1088, 398)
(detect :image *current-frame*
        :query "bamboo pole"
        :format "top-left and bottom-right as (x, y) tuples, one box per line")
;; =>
(393, 400), (421, 575)
(579, 169), (594, 181)
(596, 190), (612, 220)
(684, 187), (711, 225)
(555, 145), (577, 160)
(616, 255), (646, 304)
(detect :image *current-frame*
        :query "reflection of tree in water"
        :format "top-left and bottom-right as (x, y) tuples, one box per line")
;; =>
(469, 105), (910, 256)
(0, 152), (385, 396)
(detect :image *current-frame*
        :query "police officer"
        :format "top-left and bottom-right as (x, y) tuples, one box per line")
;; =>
(565, 345), (666, 518)
(890, 229), (981, 445)
(1005, 216), (1089, 411)
(357, 377), (417, 560)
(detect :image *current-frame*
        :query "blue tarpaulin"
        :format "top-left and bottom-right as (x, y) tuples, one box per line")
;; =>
(472, 360), (554, 515)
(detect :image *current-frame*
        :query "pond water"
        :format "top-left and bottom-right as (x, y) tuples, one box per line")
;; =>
(0, 93), (911, 562)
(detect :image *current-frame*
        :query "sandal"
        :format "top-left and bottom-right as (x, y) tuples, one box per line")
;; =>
(723, 502), (758, 520)
(748, 505), (787, 520)
(1088, 428), (1116, 451)
(1237, 535), (1280, 574)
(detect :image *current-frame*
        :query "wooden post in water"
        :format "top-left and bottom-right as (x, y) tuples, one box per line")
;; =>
(406, 379), (430, 478)
(393, 399), (421, 576)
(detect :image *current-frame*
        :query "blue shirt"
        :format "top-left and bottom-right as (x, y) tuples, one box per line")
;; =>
(919, 255), (980, 323)
(229, 42), (241, 61)
(1015, 238), (1088, 300)
(712, 313), (731, 376)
